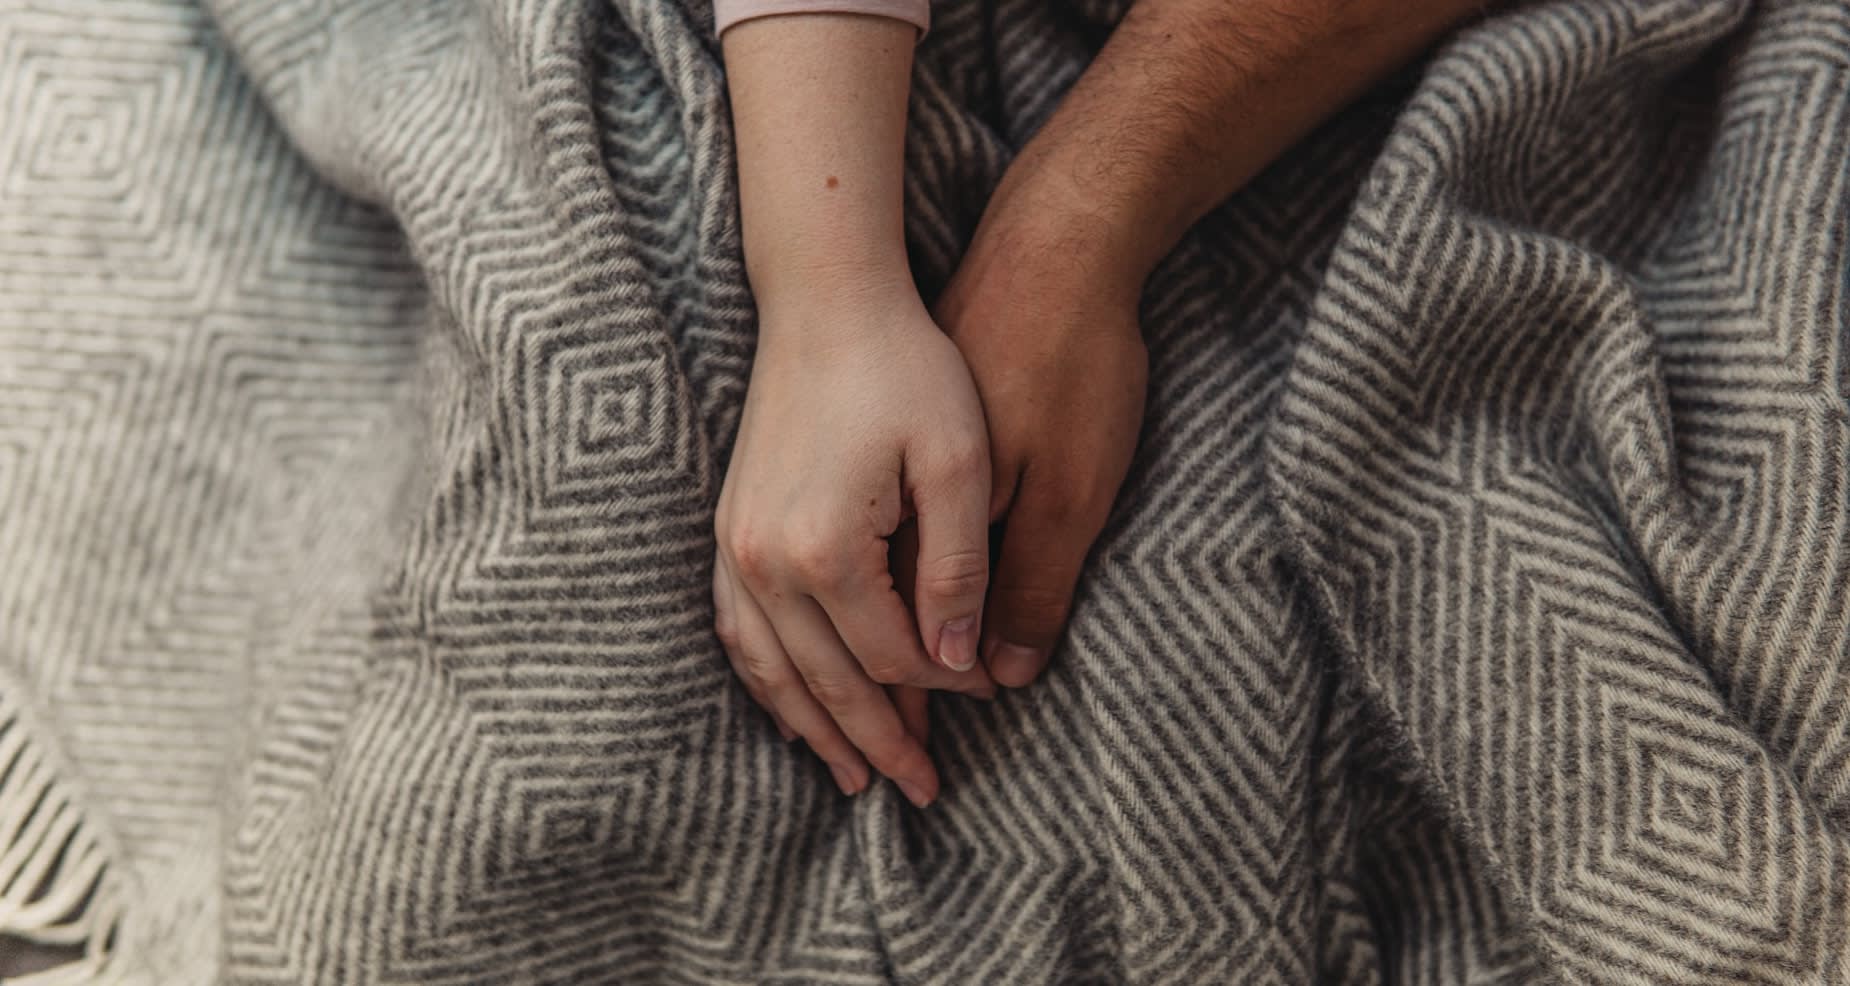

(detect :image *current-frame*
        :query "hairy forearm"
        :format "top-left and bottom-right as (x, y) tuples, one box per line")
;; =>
(723, 14), (917, 318)
(990, 0), (1488, 301)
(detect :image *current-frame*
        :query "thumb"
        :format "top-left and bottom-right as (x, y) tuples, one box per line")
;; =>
(910, 441), (991, 673)
(982, 479), (1099, 688)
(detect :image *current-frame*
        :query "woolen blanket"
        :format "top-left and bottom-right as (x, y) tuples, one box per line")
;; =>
(2, 0), (1846, 982)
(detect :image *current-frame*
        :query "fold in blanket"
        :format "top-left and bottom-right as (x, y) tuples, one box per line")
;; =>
(1, 0), (1846, 982)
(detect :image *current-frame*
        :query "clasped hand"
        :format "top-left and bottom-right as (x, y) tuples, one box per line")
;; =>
(712, 207), (1148, 808)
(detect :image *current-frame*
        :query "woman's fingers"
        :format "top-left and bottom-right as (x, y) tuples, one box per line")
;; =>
(762, 593), (940, 808)
(723, 518), (956, 805)
(774, 521), (990, 696)
(713, 559), (792, 738)
(715, 554), (871, 795)
(812, 568), (995, 698)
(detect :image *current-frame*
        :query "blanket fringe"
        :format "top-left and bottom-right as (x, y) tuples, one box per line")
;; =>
(0, 676), (124, 980)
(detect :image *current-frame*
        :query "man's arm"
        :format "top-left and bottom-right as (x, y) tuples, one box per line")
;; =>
(992, 0), (1485, 299)
(944, 0), (1488, 684)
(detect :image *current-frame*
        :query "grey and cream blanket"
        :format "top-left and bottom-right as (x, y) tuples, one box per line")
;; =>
(2, 0), (1847, 982)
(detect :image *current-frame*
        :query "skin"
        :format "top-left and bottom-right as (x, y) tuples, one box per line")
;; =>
(717, 14), (995, 808)
(927, 0), (1494, 690)
(719, 0), (1489, 800)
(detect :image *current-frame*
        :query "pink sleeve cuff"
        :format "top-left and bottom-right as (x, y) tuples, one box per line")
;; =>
(714, 0), (930, 37)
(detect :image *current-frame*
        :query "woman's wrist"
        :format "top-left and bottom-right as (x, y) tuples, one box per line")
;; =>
(722, 12), (921, 337)
(743, 230), (912, 312)
(748, 258), (927, 339)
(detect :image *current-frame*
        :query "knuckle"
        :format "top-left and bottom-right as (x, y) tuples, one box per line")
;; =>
(921, 549), (988, 601)
(785, 536), (841, 585)
(861, 655), (922, 687)
(760, 671), (804, 704)
(1036, 489), (1093, 528)
(801, 668), (864, 710)
(998, 582), (1072, 635)
(738, 646), (783, 684)
(726, 525), (776, 585)
(713, 617), (744, 655)
(1025, 474), (1111, 527)
(937, 439), (988, 481)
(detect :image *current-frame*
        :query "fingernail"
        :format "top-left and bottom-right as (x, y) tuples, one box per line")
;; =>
(896, 777), (935, 808)
(829, 763), (861, 796)
(938, 617), (977, 671)
(990, 643), (1041, 686)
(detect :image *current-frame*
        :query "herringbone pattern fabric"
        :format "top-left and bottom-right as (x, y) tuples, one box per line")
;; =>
(0, 0), (1844, 982)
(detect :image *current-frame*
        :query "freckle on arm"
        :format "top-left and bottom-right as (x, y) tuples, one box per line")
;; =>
(825, 175), (839, 189)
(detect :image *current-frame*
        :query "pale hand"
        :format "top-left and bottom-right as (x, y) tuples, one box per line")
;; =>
(713, 286), (995, 808)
